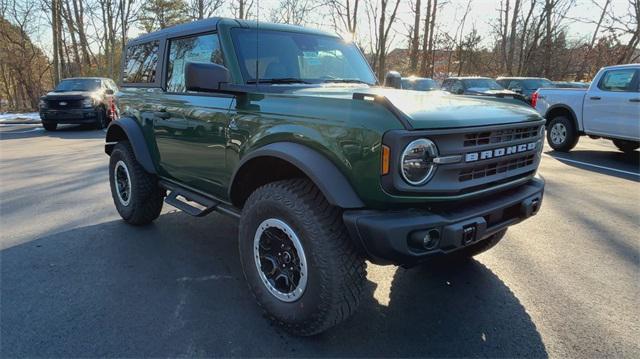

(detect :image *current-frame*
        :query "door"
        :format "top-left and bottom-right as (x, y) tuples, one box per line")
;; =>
(154, 32), (233, 198)
(583, 68), (640, 140)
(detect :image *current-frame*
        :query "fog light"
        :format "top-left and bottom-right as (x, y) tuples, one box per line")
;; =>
(408, 228), (441, 251)
(422, 229), (440, 250)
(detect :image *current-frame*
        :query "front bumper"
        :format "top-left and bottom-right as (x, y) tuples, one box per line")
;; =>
(40, 108), (97, 123)
(344, 177), (544, 265)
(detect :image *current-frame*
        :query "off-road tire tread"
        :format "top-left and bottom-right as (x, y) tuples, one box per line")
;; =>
(110, 141), (163, 225)
(240, 178), (366, 336)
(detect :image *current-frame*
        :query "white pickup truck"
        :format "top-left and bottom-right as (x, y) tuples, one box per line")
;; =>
(534, 64), (640, 153)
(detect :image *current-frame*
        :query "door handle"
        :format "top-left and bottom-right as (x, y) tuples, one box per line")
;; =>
(589, 96), (601, 100)
(630, 98), (640, 103)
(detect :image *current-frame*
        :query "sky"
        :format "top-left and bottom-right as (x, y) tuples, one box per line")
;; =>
(22, 0), (634, 56)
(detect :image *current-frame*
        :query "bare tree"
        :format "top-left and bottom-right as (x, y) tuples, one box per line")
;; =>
(188, 0), (225, 20)
(270, 0), (322, 25)
(231, 0), (254, 19)
(367, 0), (401, 80)
(408, 0), (420, 72)
(327, 0), (360, 35)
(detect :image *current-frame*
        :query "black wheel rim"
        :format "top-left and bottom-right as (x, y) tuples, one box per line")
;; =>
(254, 218), (308, 302)
(114, 160), (131, 206)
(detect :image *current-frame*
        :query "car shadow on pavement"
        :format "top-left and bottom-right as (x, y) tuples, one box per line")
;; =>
(0, 211), (547, 358)
(0, 124), (105, 141)
(545, 149), (640, 182)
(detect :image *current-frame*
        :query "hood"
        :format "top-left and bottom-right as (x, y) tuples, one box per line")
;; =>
(289, 86), (541, 129)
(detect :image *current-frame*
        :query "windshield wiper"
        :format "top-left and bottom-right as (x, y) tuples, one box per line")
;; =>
(247, 78), (311, 84)
(322, 79), (372, 85)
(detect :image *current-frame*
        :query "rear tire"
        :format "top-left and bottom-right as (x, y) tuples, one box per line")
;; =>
(109, 141), (164, 225)
(612, 139), (639, 153)
(42, 122), (57, 131)
(238, 179), (366, 336)
(547, 116), (578, 152)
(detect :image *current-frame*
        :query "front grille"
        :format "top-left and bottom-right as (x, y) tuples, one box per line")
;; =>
(463, 125), (539, 147)
(380, 119), (544, 197)
(47, 99), (83, 109)
(459, 154), (535, 182)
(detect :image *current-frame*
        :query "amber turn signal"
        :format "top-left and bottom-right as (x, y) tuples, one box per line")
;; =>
(381, 145), (390, 175)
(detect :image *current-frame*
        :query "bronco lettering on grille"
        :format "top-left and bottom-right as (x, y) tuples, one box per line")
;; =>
(465, 142), (537, 162)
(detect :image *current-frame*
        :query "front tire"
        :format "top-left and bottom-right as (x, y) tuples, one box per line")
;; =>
(109, 141), (164, 225)
(42, 122), (57, 131)
(239, 179), (366, 336)
(547, 116), (578, 152)
(612, 139), (639, 153)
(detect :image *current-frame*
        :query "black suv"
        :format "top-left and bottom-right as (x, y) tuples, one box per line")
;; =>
(39, 77), (118, 131)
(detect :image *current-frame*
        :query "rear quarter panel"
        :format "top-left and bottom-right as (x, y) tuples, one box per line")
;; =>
(535, 88), (586, 129)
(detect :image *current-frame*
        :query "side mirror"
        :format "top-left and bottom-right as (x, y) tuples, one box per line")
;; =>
(384, 71), (402, 89)
(456, 88), (464, 95)
(105, 89), (114, 95)
(185, 61), (230, 92)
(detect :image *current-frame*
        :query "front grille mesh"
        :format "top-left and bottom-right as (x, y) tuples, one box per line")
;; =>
(459, 154), (535, 182)
(47, 99), (83, 109)
(463, 125), (539, 147)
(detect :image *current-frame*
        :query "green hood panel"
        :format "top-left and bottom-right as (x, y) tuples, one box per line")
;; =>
(289, 86), (542, 129)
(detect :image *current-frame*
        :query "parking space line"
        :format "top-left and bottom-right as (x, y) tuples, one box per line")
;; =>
(543, 153), (640, 177)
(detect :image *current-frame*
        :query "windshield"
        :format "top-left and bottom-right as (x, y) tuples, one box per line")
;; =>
(523, 79), (554, 90)
(231, 28), (376, 85)
(402, 78), (438, 91)
(463, 78), (503, 90)
(54, 79), (101, 92)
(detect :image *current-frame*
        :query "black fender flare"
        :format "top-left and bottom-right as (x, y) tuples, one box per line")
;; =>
(105, 117), (157, 174)
(545, 104), (580, 131)
(230, 142), (365, 209)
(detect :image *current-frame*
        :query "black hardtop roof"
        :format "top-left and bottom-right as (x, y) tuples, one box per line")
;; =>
(127, 17), (337, 46)
(129, 17), (222, 44)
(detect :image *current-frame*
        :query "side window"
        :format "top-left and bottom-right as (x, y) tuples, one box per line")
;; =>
(451, 81), (463, 93)
(598, 69), (637, 92)
(123, 41), (159, 83)
(166, 33), (224, 92)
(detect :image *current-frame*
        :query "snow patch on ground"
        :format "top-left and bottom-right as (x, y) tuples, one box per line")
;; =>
(0, 112), (40, 122)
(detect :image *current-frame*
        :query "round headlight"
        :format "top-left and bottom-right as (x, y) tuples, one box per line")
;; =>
(39, 99), (47, 108)
(401, 138), (438, 185)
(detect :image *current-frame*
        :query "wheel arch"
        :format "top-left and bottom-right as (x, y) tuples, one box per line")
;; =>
(105, 117), (156, 174)
(545, 105), (581, 134)
(229, 142), (365, 209)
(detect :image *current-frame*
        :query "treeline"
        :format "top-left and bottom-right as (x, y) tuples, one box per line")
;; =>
(0, 0), (638, 111)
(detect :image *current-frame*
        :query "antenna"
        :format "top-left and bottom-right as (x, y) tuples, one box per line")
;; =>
(255, 0), (260, 86)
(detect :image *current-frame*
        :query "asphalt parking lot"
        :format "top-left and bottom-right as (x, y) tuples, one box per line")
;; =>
(1, 123), (639, 357)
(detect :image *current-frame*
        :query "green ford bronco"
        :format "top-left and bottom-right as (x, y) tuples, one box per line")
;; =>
(106, 18), (545, 335)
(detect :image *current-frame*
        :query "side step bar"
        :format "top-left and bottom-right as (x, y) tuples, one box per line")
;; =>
(159, 180), (229, 217)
